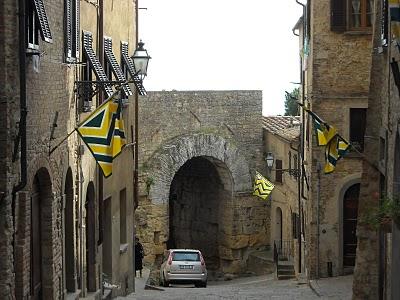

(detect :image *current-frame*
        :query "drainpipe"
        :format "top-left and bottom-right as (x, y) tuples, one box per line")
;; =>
(290, 142), (301, 274)
(133, 0), (139, 292)
(14, 0), (28, 195)
(316, 162), (321, 279)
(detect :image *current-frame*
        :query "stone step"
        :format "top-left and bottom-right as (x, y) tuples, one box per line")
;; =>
(277, 274), (296, 280)
(247, 249), (275, 275)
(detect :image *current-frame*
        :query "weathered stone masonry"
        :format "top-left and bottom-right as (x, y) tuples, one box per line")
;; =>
(135, 90), (269, 277)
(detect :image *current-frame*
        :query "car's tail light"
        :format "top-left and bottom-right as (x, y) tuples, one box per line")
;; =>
(200, 252), (205, 266)
(168, 253), (173, 265)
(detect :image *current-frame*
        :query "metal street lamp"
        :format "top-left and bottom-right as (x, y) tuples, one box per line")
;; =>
(265, 152), (275, 170)
(132, 40), (151, 82)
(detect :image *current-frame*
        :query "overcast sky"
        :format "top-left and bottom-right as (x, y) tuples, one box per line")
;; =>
(138, 0), (303, 116)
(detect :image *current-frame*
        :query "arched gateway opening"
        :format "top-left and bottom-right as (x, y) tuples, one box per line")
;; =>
(168, 156), (233, 272)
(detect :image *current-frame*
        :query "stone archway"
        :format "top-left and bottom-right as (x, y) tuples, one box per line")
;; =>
(147, 133), (251, 205)
(64, 168), (76, 293)
(31, 167), (54, 300)
(142, 133), (254, 275)
(85, 182), (96, 292)
(168, 156), (234, 272)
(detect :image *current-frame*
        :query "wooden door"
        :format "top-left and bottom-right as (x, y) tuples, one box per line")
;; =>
(31, 180), (42, 299)
(343, 183), (360, 267)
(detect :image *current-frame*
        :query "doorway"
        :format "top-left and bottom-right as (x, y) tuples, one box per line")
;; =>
(85, 182), (96, 292)
(31, 176), (42, 300)
(275, 207), (283, 242)
(343, 183), (360, 268)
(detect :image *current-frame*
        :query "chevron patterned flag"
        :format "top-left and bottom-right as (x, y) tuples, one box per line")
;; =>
(77, 98), (126, 177)
(324, 135), (351, 174)
(297, 102), (337, 146)
(390, 0), (400, 45)
(253, 171), (275, 200)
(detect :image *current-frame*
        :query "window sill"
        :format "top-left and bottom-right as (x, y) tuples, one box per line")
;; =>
(26, 48), (40, 56)
(343, 30), (372, 36)
(120, 243), (129, 255)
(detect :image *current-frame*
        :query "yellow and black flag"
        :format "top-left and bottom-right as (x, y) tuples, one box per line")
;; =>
(253, 171), (275, 200)
(324, 135), (351, 174)
(77, 98), (126, 177)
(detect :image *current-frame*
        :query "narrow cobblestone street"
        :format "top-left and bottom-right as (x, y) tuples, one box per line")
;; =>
(117, 269), (353, 300)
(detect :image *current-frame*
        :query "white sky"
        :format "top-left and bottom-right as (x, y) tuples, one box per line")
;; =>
(138, 0), (303, 116)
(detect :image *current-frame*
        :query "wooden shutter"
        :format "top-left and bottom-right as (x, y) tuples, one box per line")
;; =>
(331, 0), (347, 32)
(74, 0), (80, 58)
(104, 38), (133, 96)
(350, 108), (367, 152)
(121, 42), (147, 96)
(391, 59), (400, 95)
(33, 0), (53, 43)
(65, 0), (72, 58)
(275, 159), (283, 183)
(382, 0), (388, 46)
(83, 31), (113, 97)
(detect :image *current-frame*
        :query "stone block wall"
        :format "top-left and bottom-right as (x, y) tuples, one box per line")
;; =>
(303, 0), (373, 279)
(136, 90), (268, 275)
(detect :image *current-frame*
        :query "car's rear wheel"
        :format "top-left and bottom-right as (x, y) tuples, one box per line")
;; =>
(195, 281), (207, 288)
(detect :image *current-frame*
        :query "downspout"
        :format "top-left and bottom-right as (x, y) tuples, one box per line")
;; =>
(12, 1), (28, 297)
(14, 0), (28, 194)
(316, 162), (321, 279)
(290, 142), (301, 274)
(133, 0), (139, 292)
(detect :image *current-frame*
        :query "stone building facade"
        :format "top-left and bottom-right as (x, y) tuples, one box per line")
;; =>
(262, 116), (303, 275)
(0, 0), (138, 299)
(352, 1), (400, 299)
(295, 0), (373, 279)
(135, 90), (269, 279)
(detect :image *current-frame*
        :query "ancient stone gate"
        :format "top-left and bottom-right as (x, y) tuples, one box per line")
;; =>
(135, 91), (270, 275)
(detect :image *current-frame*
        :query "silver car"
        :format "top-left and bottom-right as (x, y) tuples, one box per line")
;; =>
(160, 249), (207, 287)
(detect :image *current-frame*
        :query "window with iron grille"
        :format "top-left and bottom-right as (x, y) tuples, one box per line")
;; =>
(350, 108), (367, 152)
(26, 0), (53, 50)
(64, 0), (80, 61)
(331, 0), (374, 32)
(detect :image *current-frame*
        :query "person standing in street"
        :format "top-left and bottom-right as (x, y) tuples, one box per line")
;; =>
(135, 237), (144, 277)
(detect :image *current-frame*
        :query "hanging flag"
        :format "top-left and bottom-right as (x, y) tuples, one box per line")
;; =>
(253, 171), (275, 200)
(77, 98), (126, 177)
(324, 135), (351, 174)
(298, 102), (337, 146)
(390, 0), (400, 45)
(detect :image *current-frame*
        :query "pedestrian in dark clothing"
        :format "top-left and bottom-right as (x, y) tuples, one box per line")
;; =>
(135, 237), (144, 277)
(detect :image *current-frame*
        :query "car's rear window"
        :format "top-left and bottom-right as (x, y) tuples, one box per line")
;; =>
(172, 251), (200, 261)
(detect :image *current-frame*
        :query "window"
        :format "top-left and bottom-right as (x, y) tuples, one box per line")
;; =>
(65, 0), (80, 61)
(104, 38), (132, 98)
(331, 0), (374, 32)
(381, 0), (388, 46)
(26, 0), (53, 49)
(275, 159), (283, 183)
(121, 41), (147, 96)
(288, 152), (292, 174)
(82, 31), (113, 110)
(350, 108), (367, 152)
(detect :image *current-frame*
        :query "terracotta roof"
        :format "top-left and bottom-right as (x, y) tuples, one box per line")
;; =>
(262, 116), (300, 142)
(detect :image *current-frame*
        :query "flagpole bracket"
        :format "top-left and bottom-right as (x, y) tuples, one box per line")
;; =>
(74, 80), (128, 100)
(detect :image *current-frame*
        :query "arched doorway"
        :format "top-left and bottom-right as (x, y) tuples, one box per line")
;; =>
(343, 183), (360, 268)
(275, 207), (283, 242)
(31, 168), (53, 299)
(64, 168), (76, 292)
(168, 156), (233, 272)
(85, 182), (96, 292)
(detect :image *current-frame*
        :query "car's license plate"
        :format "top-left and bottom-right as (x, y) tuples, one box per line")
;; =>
(179, 265), (193, 269)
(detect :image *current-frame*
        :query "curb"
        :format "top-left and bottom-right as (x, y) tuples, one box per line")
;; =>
(144, 284), (164, 291)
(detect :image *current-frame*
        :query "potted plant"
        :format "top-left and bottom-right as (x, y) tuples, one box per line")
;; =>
(363, 195), (400, 232)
